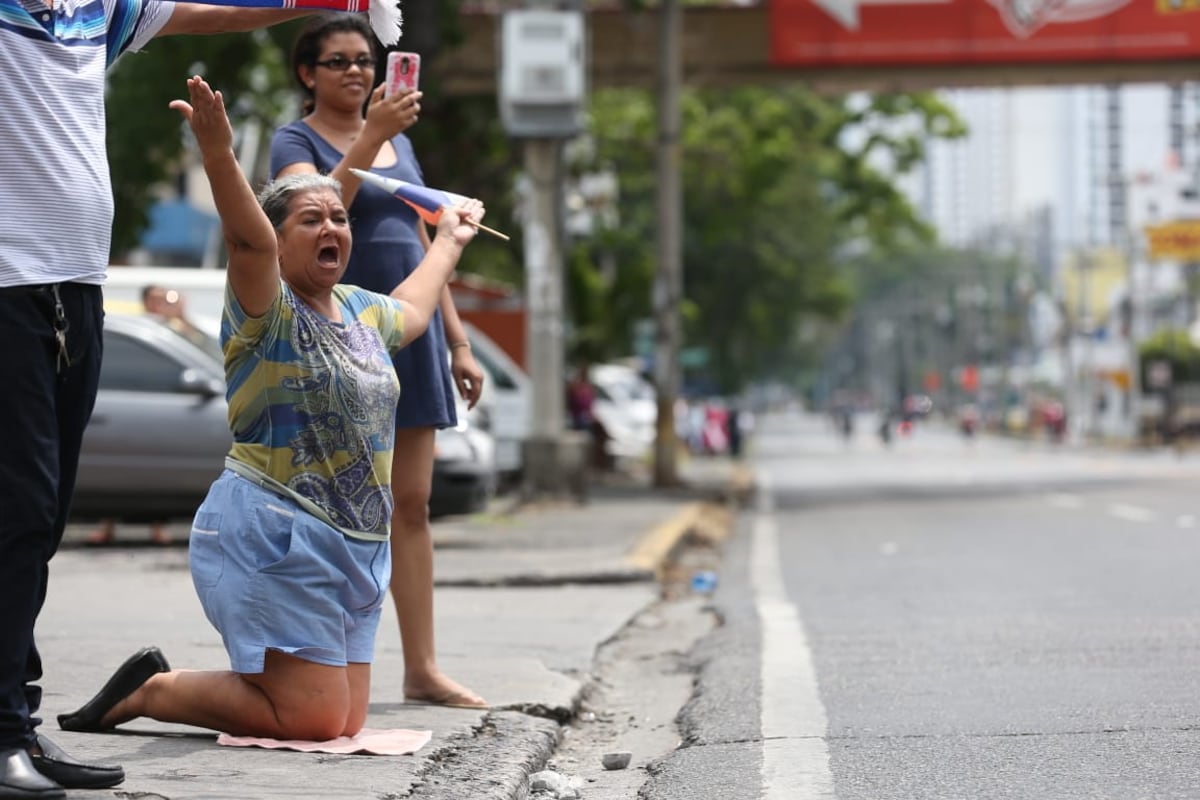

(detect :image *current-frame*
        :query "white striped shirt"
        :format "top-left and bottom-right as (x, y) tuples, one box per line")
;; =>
(0, 0), (173, 286)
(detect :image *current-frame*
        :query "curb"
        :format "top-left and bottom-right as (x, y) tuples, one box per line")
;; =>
(624, 470), (751, 577)
(624, 502), (708, 576)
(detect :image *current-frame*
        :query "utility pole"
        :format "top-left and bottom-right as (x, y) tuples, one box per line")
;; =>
(652, 0), (683, 487)
(522, 138), (567, 484)
(498, 7), (586, 496)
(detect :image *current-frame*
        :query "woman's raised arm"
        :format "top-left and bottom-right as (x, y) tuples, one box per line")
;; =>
(170, 76), (279, 318)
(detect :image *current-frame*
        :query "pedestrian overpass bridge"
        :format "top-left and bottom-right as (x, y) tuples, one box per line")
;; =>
(434, 1), (1200, 95)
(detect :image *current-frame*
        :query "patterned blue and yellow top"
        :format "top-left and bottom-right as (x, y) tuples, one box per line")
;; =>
(221, 281), (405, 542)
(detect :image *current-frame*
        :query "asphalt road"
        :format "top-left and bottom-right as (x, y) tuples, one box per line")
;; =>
(649, 412), (1200, 800)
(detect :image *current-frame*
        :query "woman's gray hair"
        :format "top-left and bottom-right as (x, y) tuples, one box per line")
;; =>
(258, 173), (343, 230)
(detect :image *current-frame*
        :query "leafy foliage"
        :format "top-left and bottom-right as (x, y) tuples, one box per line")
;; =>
(569, 84), (964, 393)
(1140, 329), (1200, 385)
(405, 93), (525, 285)
(106, 28), (299, 258)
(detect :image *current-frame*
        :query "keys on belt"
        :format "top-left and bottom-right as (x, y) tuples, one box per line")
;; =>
(51, 284), (70, 373)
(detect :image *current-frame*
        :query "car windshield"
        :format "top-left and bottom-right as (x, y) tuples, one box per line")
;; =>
(189, 327), (224, 364)
(143, 314), (224, 365)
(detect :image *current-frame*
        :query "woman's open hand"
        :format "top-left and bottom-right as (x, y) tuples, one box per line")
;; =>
(168, 76), (233, 156)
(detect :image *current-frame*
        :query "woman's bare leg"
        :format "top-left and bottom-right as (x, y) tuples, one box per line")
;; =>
(99, 650), (368, 740)
(390, 427), (485, 707)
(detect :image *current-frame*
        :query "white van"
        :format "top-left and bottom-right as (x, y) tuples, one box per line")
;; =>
(458, 321), (530, 478)
(103, 266), (530, 478)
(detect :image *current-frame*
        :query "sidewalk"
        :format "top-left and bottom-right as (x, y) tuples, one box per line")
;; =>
(42, 457), (749, 799)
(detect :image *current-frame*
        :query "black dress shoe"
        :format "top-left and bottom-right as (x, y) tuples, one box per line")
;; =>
(57, 646), (170, 732)
(29, 734), (123, 790)
(0, 747), (64, 799)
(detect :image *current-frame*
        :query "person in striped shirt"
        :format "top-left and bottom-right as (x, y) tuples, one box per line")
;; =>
(0, 2), (318, 798)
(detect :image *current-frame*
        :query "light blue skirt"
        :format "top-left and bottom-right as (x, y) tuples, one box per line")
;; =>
(189, 470), (391, 674)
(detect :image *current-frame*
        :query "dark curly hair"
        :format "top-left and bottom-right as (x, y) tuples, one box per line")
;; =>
(290, 12), (378, 116)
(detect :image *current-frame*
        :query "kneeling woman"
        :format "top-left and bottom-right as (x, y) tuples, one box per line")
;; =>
(58, 75), (483, 741)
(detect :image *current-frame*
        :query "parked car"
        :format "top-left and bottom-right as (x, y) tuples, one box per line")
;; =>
(430, 399), (496, 518)
(589, 362), (657, 462)
(459, 320), (530, 481)
(72, 313), (230, 521)
(72, 310), (496, 522)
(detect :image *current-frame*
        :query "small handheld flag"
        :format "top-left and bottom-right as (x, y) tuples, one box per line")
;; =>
(150, 0), (403, 45)
(350, 168), (510, 241)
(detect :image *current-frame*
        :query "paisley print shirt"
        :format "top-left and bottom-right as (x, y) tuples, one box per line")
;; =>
(222, 281), (405, 541)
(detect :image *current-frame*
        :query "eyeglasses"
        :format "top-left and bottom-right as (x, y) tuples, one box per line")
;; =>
(314, 55), (376, 72)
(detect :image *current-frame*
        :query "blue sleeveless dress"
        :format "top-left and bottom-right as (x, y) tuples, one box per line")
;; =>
(269, 121), (456, 430)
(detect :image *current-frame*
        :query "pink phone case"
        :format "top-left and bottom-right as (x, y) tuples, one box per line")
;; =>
(385, 52), (421, 97)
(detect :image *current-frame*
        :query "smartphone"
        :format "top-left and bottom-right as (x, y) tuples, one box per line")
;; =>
(384, 51), (421, 98)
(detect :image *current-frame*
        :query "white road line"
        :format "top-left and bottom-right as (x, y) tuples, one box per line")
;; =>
(1107, 503), (1157, 524)
(753, 474), (835, 799)
(1046, 493), (1083, 509)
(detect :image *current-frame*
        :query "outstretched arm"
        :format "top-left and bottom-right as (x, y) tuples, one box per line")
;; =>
(157, 5), (311, 38)
(170, 76), (279, 318)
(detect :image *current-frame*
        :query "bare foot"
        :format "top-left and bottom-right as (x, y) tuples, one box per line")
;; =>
(404, 673), (487, 709)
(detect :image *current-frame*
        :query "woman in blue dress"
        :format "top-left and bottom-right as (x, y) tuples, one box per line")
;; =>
(270, 13), (487, 709)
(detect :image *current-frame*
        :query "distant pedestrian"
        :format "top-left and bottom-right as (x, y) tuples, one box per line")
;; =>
(143, 284), (210, 349)
(85, 520), (171, 547)
(566, 364), (595, 432)
(727, 405), (743, 458)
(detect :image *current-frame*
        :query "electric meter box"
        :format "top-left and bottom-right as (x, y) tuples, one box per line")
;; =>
(499, 9), (586, 138)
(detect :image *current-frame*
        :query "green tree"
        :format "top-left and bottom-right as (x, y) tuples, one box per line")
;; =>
(568, 84), (964, 393)
(106, 29), (300, 259)
(826, 243), (1033, 405)
(1140, 329), (1200, 385)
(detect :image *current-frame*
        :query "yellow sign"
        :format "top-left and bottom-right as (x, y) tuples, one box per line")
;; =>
(1059, 247), (1125, 324)
(1157, 0), (1200, 12)
(1098, 369), (1131, 391)
(1145, 220), (1200, 260)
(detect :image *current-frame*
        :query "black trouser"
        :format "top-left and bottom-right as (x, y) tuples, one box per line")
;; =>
(0, 282), (102, 750)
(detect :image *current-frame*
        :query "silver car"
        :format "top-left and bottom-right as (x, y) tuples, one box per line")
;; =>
(72, 313), (230, 521)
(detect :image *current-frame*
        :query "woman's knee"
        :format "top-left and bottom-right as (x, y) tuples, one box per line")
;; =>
(275, 688), (366, 739)
(341, 703), (368, 738)
(390, 429), (435, 531)
(392, 494), (430, 530)
(391, 475), (432, 531)
(251, 655), (355, 740)
(275, 698), (351, 741)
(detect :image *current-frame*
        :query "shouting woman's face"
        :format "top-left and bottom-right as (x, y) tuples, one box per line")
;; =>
(277, 188), (352, 297)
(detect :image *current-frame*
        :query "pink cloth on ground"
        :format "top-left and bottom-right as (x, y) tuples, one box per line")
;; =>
(216, 727), (432, 755)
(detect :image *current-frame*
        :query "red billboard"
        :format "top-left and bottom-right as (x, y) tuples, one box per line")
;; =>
(770, 0), (1200, 67)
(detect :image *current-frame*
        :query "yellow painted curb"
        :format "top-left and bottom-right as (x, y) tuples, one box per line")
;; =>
(625, 503), (704, 575)
(625, 501), (734, 577)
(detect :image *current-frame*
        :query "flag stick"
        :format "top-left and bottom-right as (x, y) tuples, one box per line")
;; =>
(462, 218), (511, 241)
